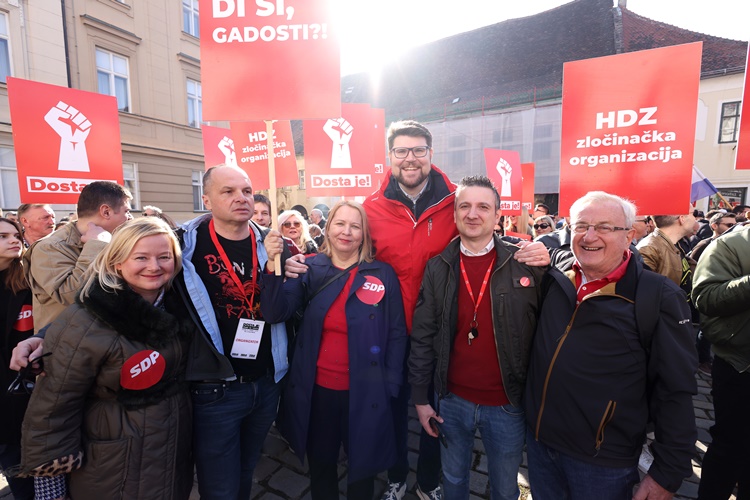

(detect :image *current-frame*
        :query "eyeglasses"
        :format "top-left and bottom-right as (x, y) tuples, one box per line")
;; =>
(390, 146), (430, 159)
(282, 221), (301, 229)
(533, 223), (551, 230)
(7, 352), (52, 395)
(572, 223), (631, 234)
(719, 222), (735, 228)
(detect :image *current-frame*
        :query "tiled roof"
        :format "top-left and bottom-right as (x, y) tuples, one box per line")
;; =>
(340, 0), (747, 121)
(620, 7), (747, 75)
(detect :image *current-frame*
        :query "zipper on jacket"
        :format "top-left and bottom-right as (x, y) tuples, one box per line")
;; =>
(488, 253), (513, 402)
(534, 307), (580, 440)
(595, 400), (617, 455)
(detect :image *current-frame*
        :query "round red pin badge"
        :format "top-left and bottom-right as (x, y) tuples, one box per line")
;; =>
(519, 276), (531, 287)
(356, 276), (385, 305)
(121, 350), (166, 390)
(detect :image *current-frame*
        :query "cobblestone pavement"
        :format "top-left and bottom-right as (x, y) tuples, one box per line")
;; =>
(0, 371), (732, 499)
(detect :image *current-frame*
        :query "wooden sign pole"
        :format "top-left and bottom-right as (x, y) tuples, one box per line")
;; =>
(265, 119), (281, 276)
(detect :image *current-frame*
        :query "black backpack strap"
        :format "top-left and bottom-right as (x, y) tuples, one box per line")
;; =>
(635, 270), (666, 355)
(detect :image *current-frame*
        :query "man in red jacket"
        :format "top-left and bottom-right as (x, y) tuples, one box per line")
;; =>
(287, 120), (549, 499)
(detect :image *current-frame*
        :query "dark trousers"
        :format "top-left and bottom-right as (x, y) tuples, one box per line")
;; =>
(698, 356), (750, 499)
(696, 326), (712, 364)
(0, 444), (33, 500)
(388, 342), (441, 491)
(308, 385), (374, 500)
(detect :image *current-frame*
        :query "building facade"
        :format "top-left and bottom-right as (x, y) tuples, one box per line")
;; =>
(0, 0), (748, 220)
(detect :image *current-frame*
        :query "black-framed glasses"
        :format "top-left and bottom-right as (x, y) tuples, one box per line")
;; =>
(572, 223), (631, 234)
(533, 223), (551, 230)
(719, 222), (735, 228)
(390, 146), (430, 159)
(7, 352), (51, 396)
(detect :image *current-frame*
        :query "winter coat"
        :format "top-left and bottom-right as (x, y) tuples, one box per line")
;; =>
(0, 285), (33, 445)
(408, 236), (546, 407)
(692, 225), (750, 371)
(260, 254), (407, 482)
(363, 166), (457, 332)
(524, 256), (698, 493)
(20, 283), (194, 500)
(637, 228), (683, 286)
(23, 221), (107, 332)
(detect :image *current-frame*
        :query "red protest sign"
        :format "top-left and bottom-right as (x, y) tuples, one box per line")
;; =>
(303, 103), (384, 197)
(202, 124), (238, 170)
(372, 107), (387, 178)
(229, 120), (298, 190)
(7, 77), (124, 204)
(735, 44), (750, 170)
(521, 163), (535, 211)
(559, 43), (702, 215)
(484, 149), (523, 215)
(199, 0), (340, 121)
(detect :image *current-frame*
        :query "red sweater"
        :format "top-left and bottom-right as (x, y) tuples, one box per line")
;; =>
(315, 268), (357, 390)
(448, 251), (509, 407)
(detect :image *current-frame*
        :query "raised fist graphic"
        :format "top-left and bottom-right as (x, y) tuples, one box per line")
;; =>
(218, 136), (239, 168)
(323, 118), (354, 169)
(496, 158), (512, 197)
(45, 101), (92, 172)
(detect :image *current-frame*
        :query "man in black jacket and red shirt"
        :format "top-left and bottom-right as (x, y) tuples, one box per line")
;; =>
(409, 176), (547, 500)
(524, 191), (697, 500)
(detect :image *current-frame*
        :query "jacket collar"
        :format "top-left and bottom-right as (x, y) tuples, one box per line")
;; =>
(77, 282), (191, 348)
(440, 234), (514, 266)
(379, 165), (455, 208)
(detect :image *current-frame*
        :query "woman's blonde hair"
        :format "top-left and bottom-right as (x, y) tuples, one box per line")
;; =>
(321, 201), (374, 264)
(278, 209), (314, 247)
(79, 217), (182, 300)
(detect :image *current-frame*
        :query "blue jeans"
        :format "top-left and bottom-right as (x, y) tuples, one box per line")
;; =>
(389, 342), (441, 490)
(526, 428), (640, 500)
(192, 374), (281, 500)
(438, 393), (525, 500)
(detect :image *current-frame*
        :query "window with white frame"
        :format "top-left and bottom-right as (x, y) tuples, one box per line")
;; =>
(192, 170), (206, 210)
(719, 101), (741, 144)
(0, 13), (12, 83)
(187, 79), (202, 128)
(183, 0), (199, 38)
(122, 163), (140, 209)
(0, 146), (20, 210)
(96, 48), (130, 112)
(298, 169), (305, 190)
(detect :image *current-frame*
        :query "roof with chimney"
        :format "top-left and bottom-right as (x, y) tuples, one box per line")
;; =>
(340, 0), (747, 120)
(292, 0), (747, 153)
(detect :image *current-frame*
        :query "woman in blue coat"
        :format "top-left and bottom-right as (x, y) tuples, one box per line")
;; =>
(262, 200), (407, 500)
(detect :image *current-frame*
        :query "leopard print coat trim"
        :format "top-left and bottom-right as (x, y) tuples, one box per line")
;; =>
(27, 451), (83, 477)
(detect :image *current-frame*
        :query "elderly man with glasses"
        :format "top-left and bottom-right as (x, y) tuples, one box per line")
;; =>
(524, 191), (697, 500)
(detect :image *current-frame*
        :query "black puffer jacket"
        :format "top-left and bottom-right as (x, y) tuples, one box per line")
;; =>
(0, 285), (33, 445)
(409, 235), (546, 408)
(20, 283), (194, 500)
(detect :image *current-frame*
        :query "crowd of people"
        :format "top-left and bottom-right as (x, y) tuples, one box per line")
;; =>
(0, 119), (748, 500)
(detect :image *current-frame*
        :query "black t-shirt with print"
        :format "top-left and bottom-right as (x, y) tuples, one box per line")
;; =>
(192, 220), (273, 379)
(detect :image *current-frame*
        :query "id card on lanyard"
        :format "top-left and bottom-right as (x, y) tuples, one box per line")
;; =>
(208, 220), (266, 359)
